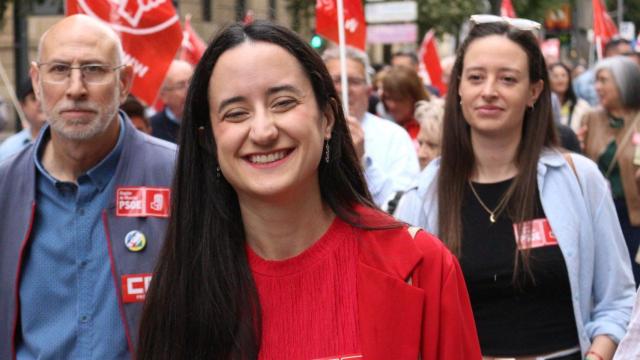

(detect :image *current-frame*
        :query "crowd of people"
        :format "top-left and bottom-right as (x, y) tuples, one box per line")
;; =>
(2, 12), (640, 360)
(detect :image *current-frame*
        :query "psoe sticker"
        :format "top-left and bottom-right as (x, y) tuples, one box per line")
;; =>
(513, 218), (558, 250)
(122, 273), (152, 303)
(116, 187), (170, 218)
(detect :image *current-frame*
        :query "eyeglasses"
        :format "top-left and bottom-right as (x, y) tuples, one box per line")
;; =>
(37, 62), (125, 85)
(469, 14), (541, 32)
(331, 76), (367, 87)
(161, 80), (190, 92)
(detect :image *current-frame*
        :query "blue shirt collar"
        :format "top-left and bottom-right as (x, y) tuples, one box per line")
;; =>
(34, 115), (126, 192)
(165, 108), (180, 124)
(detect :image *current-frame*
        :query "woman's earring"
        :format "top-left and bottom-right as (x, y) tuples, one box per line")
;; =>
(216, 166), (221, 179)
(324, 140), (330, 164)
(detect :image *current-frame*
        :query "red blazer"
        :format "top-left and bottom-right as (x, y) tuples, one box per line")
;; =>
(357, 223), (481, 359)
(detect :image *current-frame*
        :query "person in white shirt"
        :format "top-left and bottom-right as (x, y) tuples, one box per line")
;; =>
(322, 47), (419, 209)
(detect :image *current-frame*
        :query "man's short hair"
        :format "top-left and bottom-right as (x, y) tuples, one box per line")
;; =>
(321, 46), (374, 85)
(604, 37), (632, 57)
(17, 78), (34, 103)
(391, 50), (419, 66)
(120, 95), (147, 119)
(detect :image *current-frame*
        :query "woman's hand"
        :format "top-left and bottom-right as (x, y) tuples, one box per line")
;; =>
(586, 335), (617, 360)
(577, 124), (588, 152)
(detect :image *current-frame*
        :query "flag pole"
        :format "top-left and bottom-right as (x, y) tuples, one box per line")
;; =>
(0, 59), (28, 130)
(336, 0), (349, 115)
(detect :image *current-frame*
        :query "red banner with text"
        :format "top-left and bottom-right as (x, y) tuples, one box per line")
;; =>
(66, 0), (183, 106)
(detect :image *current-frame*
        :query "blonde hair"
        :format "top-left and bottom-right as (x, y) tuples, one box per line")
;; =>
(415, 99), (444, 140)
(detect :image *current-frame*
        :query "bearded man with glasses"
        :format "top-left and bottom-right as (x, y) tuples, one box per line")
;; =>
(0, 14), (176, 359)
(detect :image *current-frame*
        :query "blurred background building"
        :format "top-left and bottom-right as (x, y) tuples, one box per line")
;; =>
(0, 0), (638, 137)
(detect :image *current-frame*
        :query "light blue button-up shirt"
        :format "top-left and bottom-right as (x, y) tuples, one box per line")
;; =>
(396, 149), (636, 354)
(17, 117), (128, 359)
(0, 129), (32, 162)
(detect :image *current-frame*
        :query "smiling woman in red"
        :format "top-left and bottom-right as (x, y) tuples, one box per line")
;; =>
(136, 21), (480, 360)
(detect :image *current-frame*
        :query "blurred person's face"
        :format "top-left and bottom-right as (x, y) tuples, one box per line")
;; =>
(20, 93), (47, 133)
(208, 41), (334, 202)
(325, 58), (370, 121)
(31, 18), (131, 141)
(595, 69), (623, 111)
(458, 35), (542, 139)
(160, 61), (193, 120)
(417, 127), (440, 169)
(549, 66), (570, 98)
(571, 64), (586, 79)
(382, 91), (415, 125)
(391, 55), (419, 72)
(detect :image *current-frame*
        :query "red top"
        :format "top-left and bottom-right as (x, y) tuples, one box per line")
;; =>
(402, 119), (420, 152)
(402, 119), (420, 140)
(247, 217), (361, 360)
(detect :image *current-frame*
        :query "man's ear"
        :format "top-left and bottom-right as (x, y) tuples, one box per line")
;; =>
(30, 61), (41, 101)
(118, 64), (134, 103)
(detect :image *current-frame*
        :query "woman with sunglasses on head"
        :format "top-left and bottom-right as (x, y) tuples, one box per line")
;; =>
(136, 21), (481, 360)
(580, 56), (640, 286)
(396, 16), (635, 360)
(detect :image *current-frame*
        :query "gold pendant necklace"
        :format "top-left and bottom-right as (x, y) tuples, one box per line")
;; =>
(468, 181), (509, 223)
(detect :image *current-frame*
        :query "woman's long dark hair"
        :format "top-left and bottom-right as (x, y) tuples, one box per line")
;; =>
(548, 62), (577, 114)
(438, 23), (558, 269)
(137, 21), (376, 359)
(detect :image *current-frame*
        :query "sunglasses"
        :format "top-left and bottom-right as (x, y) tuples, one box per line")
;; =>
(469, 14), (541, 32)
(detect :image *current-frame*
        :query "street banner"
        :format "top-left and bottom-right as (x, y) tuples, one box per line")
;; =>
(179, 14), (207, 66)
(420, 30), (446, 96)
(316, 0), (367, 51)
(592, 0), (618, 59)
(500, 0), (516, 18)
(66, 0), (183, 106)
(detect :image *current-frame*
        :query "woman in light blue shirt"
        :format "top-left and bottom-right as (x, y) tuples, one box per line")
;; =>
(396, 16), (635, 360)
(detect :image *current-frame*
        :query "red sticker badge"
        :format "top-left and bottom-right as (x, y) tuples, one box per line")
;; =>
(121, 273), (152, 303)
(513, 218), (558, 250)
(116, 187), (170, 218)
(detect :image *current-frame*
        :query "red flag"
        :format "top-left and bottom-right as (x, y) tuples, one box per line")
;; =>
(66, 0), (183, 106)
(179, 14), (206, 66)
(592, 0), (619, 58)
(500, 0), (516, 18)
(419, 30), (446, 96)
(316, 0), (366, 51)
